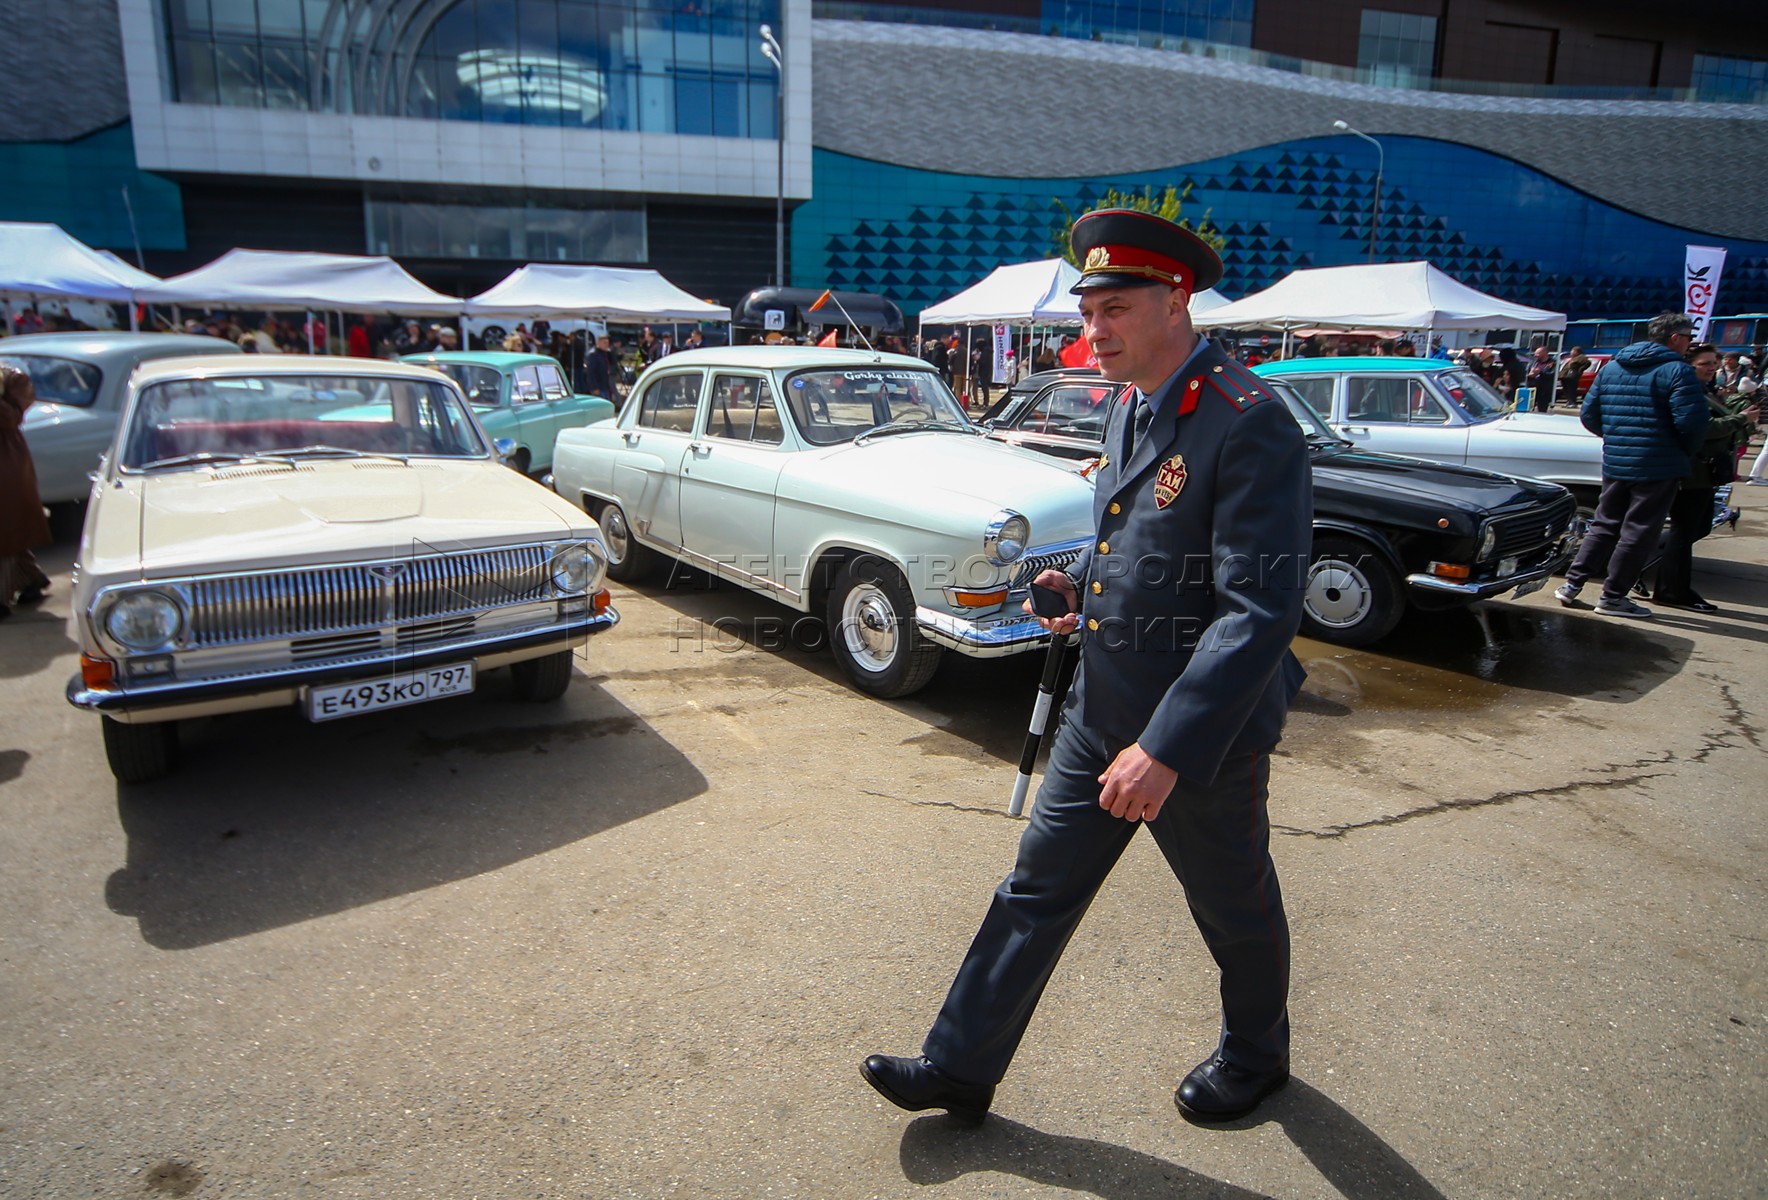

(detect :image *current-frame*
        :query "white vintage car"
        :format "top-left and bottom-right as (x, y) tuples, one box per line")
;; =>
(550, 346), (1096, 697)
(68, 356), (617, 783)
(9, 332), (241, 534)
(1256, 357), (1605, 509)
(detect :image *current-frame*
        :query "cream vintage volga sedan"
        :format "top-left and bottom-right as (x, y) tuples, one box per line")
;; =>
(68, 356), (617, 783)
(550, 346), (1096, 698)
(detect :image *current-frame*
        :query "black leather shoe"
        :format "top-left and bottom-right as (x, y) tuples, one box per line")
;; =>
(861, 1054), (993, 1123)
(1654, 595), (1718, 614)
(1175, 1055), (1289, 1123)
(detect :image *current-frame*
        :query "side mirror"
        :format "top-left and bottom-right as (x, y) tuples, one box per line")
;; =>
(492, 437), (518, 465)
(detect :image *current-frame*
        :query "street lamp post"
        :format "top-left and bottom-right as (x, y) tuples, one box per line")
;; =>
(759, 24), (784, 288)
(1332, 120), (1383, 263)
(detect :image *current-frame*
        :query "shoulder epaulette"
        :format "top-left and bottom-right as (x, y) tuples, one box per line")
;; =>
(1201, 357), (1271, 412)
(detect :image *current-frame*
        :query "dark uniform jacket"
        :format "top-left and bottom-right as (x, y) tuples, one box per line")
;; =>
(1064, 340), (1311, 787)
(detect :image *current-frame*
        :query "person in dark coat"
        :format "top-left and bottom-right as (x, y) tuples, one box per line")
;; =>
(1524, 345), (1558, 409)
(1555, 313), (1709, 618)
(0, 366), (53, 617)
(862, 209), (1311, 1126)
(923, 334), (948, 378)
(582, 333), (618, 399)
(1645, 342), (1758, 611)
(1557, 346), (1591, 408)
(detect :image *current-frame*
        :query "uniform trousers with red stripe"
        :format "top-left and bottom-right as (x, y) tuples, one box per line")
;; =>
(921, 717), (1290, 1086)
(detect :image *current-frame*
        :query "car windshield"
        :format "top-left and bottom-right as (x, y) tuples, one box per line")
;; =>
(0, 354), (101, 407)
(1436, 369), (1509, 420)
(981, 387), (1039, 426)
(120, 373), (486, 469)
(783, 368), (971, 446)
(431, 362), (502, 407)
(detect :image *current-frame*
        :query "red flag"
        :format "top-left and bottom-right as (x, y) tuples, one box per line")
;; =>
(817, 328), (839, 347)
(809, 289), (833, 313)
(1060, 336), (1096, 368)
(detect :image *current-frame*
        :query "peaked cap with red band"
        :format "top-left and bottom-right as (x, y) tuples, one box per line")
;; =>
(1068, 208), (1224, 295)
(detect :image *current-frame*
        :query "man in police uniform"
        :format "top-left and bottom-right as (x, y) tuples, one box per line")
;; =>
(862, 209), (1312, 1124)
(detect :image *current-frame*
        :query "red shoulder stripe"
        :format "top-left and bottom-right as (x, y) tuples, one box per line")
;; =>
(1220, 358), (1270, 396)
(1205, 371), (1259, 411)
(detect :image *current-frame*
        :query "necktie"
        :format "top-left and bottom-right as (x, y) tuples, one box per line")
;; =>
(1131, 395), (1155, 455)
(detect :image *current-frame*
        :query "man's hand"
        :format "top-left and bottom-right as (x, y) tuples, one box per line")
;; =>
(1023, 569), (1080, 635)
(1097, 742), (1179, 822)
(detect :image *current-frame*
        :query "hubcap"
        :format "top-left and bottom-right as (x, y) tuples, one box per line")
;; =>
(839, 583), (898, 672)
(1305, 558), (1373, 629)
(603, 508), (630, 563)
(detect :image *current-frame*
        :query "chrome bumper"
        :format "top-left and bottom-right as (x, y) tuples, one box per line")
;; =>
(68, 609), (617, 716)
(1404, 552), (1568, 600)
(916, 605), (1053, 658)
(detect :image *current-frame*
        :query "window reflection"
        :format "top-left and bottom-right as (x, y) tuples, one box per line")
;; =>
(162, 0), (782, 138)
(365, 198), (647, 262)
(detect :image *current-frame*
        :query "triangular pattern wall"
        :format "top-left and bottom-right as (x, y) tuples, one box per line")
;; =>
(795, 137), (1768, 322)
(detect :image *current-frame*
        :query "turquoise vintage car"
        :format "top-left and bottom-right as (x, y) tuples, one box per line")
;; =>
(401, 351), (615, 476)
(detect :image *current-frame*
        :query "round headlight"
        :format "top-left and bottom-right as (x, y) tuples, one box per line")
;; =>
(1477, 521), (1498, 561)
(550, 543), (593, 595)
(583, 541), (608, 594)
(104, 591), (182, 650)
(984, 511), (1031, 565)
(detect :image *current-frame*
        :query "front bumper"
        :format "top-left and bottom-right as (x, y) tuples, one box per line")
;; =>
(916, 605), (1054, 658)
(68, 608), (617, 719)
(1404, 551), (1570, 602)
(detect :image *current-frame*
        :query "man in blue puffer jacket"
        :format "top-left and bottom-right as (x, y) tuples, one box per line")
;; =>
(1555, 312), (1709, 617)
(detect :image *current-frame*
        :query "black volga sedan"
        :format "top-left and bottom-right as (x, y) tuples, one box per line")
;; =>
(979, 369), (1578, 646)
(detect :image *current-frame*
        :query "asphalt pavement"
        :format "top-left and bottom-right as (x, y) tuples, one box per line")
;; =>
(2, 488), (1765, 1198)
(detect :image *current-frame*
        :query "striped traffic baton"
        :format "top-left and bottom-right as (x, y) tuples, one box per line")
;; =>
(1007, 634), (1071, 817)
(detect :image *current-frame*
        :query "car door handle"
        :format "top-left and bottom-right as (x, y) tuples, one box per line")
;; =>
(622, 431), (639, 445)
(1340, 425), (1369, 435)
(688, 441), (710, 455)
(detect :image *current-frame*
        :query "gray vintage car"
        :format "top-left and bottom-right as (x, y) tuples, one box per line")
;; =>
(8, 332), (240, 534)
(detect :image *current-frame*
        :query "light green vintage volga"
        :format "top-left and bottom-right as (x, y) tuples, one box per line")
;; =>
(552, 346), (1097, 698)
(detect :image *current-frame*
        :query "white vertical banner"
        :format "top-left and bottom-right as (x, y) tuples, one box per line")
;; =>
(1684, 245), (1727, 340)
(992, 324), (1012, 384)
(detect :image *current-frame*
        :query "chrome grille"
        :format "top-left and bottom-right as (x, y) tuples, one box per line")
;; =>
(184, 546), (552, 649)
(1489, 495), (1577, 560)
(1011, 545), (1084, 589)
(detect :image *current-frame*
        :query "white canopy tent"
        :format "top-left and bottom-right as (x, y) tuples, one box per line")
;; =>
(921, 260), (1232, 327)
(1194, 261), (1566, 335)
(919, 259), (1085, 326)
(917, 260), (1238, 390)
(1189, 287), (1231, 317)
(0, 222), (161, 329)
(464, 264), (730, 323)
(137, 248), (465, 315)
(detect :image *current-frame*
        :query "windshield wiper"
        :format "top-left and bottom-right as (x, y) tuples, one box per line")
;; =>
(855, 419), (977, 443)
(137, 451), (296, 470)
(267, 445), (411, 463)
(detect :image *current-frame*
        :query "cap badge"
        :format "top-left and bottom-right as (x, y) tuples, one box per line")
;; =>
(1153, 454), (1187, 509)
(1084, 246), (1111, 270)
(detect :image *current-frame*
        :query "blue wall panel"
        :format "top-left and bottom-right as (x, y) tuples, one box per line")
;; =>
(795, 137), (1768, 320)
(0, 124), (185, 254)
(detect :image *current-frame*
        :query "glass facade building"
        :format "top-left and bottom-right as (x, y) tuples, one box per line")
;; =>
(1044, 0), (1252, 49)
(1356, 9), (1438, 87)
(364, 196), (646, 260)
(1690, 53), (1768, 104)
(162, 0), (783, 136)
